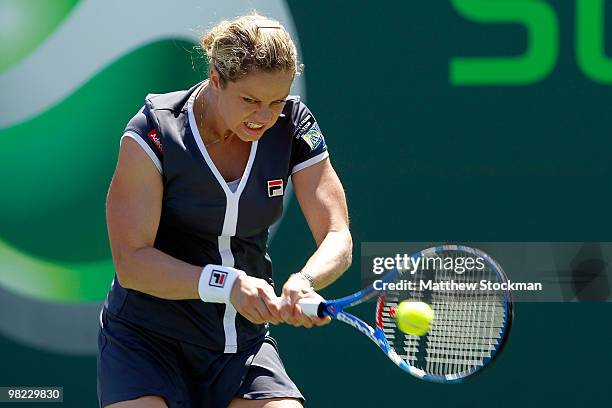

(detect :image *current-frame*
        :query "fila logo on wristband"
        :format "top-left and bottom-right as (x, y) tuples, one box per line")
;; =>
(209, 269), (228, 287)
(198, 264), (246, 304)
(267, 179), (284, 197)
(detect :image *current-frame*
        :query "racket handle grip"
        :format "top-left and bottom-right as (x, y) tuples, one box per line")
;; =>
(298, 298), (324, 318)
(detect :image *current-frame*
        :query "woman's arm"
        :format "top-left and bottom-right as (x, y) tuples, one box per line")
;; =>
(292, 158), (352, 288)
(106, 137), (281, 324)
(106, 137), (202, 299)
(280, 158), (352, 327)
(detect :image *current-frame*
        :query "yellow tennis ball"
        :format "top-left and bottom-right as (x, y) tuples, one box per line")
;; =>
(394, 301), (435, 336)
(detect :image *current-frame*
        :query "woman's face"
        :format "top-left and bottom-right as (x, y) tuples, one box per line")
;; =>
(213, 69), (295, 142)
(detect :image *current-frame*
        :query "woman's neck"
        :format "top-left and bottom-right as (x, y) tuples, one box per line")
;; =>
(196, 81), (234, 147)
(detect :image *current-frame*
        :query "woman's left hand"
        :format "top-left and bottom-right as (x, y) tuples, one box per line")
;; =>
(280, 273), (331, 328)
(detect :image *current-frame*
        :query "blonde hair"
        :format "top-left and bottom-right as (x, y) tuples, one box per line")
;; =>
(201, 13), (303, 86)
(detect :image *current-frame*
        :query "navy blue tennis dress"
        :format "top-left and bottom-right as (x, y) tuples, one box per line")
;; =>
(97, 82), (329, 408)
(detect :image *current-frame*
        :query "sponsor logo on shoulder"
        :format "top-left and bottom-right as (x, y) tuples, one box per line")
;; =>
(147, 128), (163, 153)
(209, 269), (228, 287)
(295, 114), (314, 136)
(302, 127), (323, 150)
(267, 179), (284, 197)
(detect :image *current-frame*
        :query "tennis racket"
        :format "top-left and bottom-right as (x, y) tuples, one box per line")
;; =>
(298, 244), (513, 383)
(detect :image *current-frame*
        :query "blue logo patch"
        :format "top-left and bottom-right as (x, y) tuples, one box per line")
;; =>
(302, 127), (323, 150)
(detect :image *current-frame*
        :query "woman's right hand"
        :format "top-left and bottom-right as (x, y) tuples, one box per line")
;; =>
(230, 274), (282, 325)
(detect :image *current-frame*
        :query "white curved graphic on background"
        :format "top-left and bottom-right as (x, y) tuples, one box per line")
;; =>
(0, 0), (304, 128)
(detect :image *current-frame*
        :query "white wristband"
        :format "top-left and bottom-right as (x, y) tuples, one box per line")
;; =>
(198, 264), (246, 304)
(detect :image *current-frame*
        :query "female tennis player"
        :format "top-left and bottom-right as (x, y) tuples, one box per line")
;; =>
(98, 13), (352, 408)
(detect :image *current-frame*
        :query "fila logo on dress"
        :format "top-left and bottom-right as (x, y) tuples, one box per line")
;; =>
(267, 179), (284, 197)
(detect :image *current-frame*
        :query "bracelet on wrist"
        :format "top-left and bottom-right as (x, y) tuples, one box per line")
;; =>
(297, 271), (315, 289)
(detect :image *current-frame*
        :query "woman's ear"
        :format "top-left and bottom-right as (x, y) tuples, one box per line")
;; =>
(208, 66), (221, 90)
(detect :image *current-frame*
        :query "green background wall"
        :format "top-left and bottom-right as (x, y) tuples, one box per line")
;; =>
(0, 1), (610, 406)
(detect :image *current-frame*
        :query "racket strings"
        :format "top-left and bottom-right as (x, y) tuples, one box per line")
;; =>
(380, 249), (507, 378)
